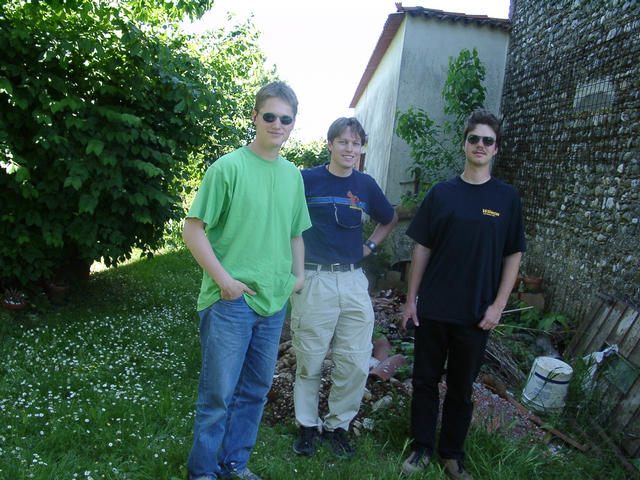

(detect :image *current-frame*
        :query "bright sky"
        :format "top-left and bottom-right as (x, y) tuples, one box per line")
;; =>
(185, 0), (511, 141)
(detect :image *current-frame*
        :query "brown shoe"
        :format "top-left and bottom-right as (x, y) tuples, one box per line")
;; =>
(442, 458), (474, 480)
(401, 450), (430, 475)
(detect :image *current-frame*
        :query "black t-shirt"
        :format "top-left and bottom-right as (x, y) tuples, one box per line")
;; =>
(406, 175), (526, 325)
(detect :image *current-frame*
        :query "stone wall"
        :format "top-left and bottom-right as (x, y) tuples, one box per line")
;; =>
(495, 0), (640, 321)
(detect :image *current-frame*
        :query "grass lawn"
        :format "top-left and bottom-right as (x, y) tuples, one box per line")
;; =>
(0, 248), (631, 479)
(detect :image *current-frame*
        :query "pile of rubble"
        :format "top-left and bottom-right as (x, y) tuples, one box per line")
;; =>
(264, 289), (547, 445)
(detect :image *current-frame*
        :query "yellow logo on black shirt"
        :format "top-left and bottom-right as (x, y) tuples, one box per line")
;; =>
(482, 208), (500, 217)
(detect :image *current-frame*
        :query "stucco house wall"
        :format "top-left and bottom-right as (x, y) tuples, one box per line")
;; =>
(388, 16), (509, 205)
(351, 6), (510, 263)
(355, 19), (406, 196)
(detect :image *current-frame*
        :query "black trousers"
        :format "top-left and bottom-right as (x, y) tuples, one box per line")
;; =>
(410, 318), (489, 460)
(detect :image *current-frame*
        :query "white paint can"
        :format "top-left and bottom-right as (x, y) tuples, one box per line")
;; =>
(522, 356), (573, 413)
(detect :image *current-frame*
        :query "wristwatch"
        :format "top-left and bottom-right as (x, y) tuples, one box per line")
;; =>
(364, 239), (377, 251)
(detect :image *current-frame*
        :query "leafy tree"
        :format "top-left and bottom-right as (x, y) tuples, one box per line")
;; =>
(181, 21), (276, 186)
(282, 137), (327, 169)
(395, 48), (486, 206)
(442, 48), (487, 135)
(127, 0), (214, 23)
(0, 1), (269, 287)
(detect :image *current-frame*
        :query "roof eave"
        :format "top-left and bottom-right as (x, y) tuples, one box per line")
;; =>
(349, 3), (511, 108)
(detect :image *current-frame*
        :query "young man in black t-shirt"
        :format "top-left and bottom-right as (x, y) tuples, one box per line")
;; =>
(400, 110), (526, 480)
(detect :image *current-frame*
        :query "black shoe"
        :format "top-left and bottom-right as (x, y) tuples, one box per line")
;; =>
(322, 427), (355, 459)
(441, 458), (474, 480)
(293, 426), (317, 456)
(401, 449), (430, 475)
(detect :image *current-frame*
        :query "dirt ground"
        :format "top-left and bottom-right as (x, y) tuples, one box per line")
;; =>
(264, 289), (547, 445)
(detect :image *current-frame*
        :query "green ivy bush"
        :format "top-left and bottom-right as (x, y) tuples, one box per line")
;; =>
(0, 1), (269, 287)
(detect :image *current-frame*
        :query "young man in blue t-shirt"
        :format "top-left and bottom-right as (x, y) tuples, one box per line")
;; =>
(401, 110), (526, 480)
(290, 117), (398, 459)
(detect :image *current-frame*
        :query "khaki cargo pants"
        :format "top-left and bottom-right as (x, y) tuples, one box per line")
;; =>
(290, 267), (374, 431)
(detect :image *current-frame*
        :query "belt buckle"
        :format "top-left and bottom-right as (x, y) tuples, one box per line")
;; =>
(329, 263), (341, 273)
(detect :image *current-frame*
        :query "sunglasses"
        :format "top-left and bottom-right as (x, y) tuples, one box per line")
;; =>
(466, 135), (496, 146)
(261, 112), (294, 125)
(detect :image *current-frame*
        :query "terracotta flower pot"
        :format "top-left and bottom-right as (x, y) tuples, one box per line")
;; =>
(373, 336), (392, 362)
(2, 299), (27, 311)
(2, 288), (28, 311)
(369, 354), (407, 381)
(512, 276), (523, 293)
(46, 282), (69, 304)
(522, 276), (543, 292)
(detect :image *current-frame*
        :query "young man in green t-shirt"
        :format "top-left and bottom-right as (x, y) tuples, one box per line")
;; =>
(183, 81), (311, 480)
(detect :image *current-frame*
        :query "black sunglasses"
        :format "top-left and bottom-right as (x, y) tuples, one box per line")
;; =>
(466, 135), (496, 146)
(261, 112), (294, 125)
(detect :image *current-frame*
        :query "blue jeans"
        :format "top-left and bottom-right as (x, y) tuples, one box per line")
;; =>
(187, 296), (286, 479)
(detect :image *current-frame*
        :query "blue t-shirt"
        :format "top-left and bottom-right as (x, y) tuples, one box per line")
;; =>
(301, 164), (395, 264)
(406, 175), (526, 325)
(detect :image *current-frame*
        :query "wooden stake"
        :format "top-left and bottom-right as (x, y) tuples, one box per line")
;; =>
(590, 419), (639, 477)
(482, 374), (589, 452)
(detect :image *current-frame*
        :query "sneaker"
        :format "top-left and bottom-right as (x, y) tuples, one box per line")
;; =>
(293, 425), (318, 456)
(322, 427), (355, 459)
(401, 449), (430, 475)
(224, 468), (263, 480)
(442, 458), (474, 480)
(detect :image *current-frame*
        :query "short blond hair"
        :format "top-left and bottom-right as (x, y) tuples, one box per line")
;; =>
(254, 81), (298, 116)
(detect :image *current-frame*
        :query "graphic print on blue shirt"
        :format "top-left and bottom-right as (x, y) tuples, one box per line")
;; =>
(301, 165), (395, 265)
(306, 194), (366, 230)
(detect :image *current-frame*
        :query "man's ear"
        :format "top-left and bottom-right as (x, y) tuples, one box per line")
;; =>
(251, 109), (257, 124)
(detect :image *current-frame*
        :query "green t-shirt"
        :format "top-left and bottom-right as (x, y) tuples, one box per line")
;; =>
(187, 146), (311, 316)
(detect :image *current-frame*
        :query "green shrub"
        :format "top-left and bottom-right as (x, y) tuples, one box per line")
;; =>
(282, 137), (327, 169)
(0, 1), (267, 286)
